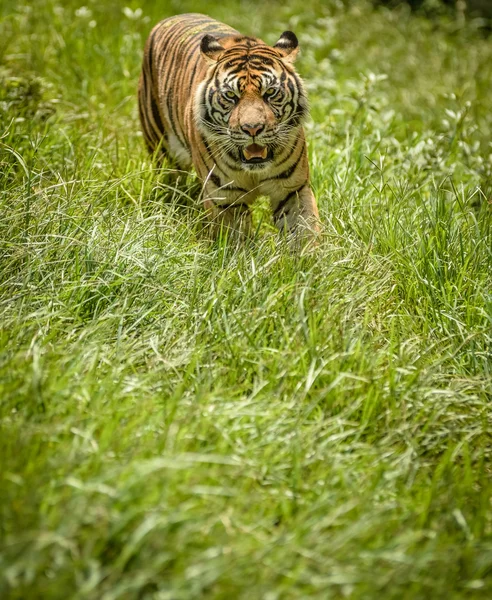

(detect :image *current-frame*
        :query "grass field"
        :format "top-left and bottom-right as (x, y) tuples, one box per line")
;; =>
(1, 0), (491, 598)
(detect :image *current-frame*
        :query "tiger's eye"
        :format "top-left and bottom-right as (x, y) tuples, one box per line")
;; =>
(225, 90), (236, 99)
(265, 87), (276, 96)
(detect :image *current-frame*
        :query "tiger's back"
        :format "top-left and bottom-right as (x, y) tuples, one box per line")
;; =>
(138, 14), (237, 167)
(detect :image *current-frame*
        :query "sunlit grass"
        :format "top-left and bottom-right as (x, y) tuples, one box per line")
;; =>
(0, 1), (491, 598)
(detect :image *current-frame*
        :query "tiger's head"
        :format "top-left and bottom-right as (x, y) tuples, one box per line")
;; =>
(195, 31), (308, 172)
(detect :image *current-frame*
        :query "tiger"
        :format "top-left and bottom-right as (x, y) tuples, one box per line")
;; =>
(138, 13), (320, 240)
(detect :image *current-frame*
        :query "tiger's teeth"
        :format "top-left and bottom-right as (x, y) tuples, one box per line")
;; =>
(243, 144), (268, 160)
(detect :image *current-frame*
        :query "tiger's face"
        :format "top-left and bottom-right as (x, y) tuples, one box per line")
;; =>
(196, 32), (307, 171)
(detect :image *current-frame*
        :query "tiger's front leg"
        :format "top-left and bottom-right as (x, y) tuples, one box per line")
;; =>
(203, 194), (253, 239)
(273, 183), (320, 242)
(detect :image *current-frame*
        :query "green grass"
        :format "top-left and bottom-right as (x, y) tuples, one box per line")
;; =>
(1, 0), (491, 598)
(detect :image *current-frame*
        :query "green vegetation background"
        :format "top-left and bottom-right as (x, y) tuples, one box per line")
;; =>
(1, 0), (491, 598)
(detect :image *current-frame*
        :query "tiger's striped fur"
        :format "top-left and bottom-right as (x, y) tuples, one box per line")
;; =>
(138, 13), (319, 238)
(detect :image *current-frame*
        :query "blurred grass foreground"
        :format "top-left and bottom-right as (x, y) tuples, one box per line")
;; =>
(1, 0), (491, 598)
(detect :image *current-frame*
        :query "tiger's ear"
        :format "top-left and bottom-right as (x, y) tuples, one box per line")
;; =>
(201, 34), (225, 64)
(274, 31), (299, 63)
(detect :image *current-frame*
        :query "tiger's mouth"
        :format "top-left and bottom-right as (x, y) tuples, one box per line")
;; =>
(241, 143), (272, 165)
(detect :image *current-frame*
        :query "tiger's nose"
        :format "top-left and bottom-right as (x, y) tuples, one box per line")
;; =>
(241, 123), (264, 137)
